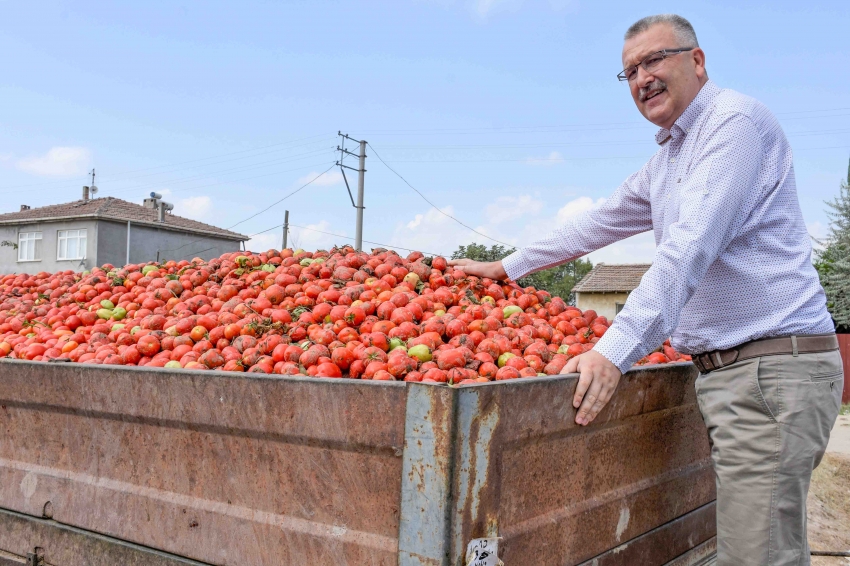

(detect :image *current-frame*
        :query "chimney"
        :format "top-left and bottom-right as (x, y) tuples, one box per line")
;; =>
(82, 186), (90, 201)
(20, 205), (30, 211)
(158, 203), (166, 222)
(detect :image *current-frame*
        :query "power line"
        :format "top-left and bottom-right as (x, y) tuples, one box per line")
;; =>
(156, 165), (337, 256)
(227, 165), (337, 230)
(283, 222), (451, 258)
(0, 134), (335, 192)
(356, 107), (850, 135)
(367, 142), (513, 248)
(98, 147), (336, 196)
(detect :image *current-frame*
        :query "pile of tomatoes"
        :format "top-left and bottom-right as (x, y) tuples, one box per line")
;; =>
(0, 246), (689, 384)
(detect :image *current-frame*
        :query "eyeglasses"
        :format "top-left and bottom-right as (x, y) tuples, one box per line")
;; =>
(618, 47), (694, 82)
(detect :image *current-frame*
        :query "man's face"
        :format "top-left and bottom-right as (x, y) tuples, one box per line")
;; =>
(621, 23), (707, 130)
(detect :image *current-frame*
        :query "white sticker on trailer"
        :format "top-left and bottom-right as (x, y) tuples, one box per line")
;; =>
(465, 537), (503, 566)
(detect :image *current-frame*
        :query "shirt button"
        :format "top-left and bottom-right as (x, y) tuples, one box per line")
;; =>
(677, 178), (682, 183)
(670, 158), (676, 163)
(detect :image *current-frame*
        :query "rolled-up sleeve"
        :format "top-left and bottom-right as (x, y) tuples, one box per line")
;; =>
(502, 160), (654, 281)
(593, 113), (763, 372)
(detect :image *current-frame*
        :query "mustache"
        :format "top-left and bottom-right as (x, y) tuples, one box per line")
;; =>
(639, 80), (667, 102)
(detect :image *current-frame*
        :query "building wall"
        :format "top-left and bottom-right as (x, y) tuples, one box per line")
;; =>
(96, 220), (242, 266)
(0, 220), (99, 274)
(576, 291), (631, 321)
(0, 220), (242, 275)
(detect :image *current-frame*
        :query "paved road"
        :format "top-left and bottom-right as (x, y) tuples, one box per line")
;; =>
(827, 413), (850, 456)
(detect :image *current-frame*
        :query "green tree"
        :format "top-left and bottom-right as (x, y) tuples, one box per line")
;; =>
(451, 242), (593, 305)
(815, 158), (850, 330)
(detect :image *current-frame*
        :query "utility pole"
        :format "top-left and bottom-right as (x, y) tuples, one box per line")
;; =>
(356, 140), (366, 252)
(337, 132), (367, 251)
(282, 210), (289, 250)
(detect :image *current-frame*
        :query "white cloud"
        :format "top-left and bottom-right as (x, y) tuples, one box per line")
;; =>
(525, 151), (564, 166)
(484, 194), (543, 224)
(176, 195), (212, 221)
(473, 0), (523, 16)
(588, 232), (657, 264)
(17, 146), (91, 177)
(393, 205), (510, 257)
(290, 220), (347, 251)
(245, 233), (280, 253)
(297, 170), (343, 187)
(555, 196), (606, 223)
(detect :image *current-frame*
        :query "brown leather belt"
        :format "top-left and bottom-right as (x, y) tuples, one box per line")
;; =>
(692, 333), (839, 374)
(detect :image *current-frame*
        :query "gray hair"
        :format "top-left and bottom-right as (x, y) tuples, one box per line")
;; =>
(625, 14), (699, 47)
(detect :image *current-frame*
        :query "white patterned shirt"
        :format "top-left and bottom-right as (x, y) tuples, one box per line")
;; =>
(502, 80), (834, 373)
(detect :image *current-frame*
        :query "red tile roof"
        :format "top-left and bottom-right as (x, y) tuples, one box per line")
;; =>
(0, 197), (246, 241)
(572, 263), (652, 293)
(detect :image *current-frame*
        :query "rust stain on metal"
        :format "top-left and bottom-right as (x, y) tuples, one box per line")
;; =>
(0, 360), (712, 566)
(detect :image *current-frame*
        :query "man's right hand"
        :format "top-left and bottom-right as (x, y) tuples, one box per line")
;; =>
(446, 259), (508, 280)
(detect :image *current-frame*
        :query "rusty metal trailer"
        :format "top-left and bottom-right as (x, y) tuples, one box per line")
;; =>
(0, 360), (715, 565)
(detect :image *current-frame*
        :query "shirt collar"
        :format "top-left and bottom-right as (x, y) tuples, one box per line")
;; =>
(654, 80), (721, 145)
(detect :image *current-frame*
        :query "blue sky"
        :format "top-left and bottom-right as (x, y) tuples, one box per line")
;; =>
(1, 0), (847, 262)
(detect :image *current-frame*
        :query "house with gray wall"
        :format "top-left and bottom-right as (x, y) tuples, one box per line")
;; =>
(0, 190), (246, 274)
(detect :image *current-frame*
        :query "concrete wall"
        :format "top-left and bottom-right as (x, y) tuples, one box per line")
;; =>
(576, 291), (631, 320)
(96, 220), (242, 266)
(0, 220), (98, 274)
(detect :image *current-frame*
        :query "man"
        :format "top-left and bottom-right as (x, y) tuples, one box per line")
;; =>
(449, 14), (844, 566)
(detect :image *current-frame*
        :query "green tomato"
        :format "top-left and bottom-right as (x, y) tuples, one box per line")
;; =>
(433, 309), (446, 317)
(100, 299), (115, 309)
(313, 257), (325, 264)
(111, 307), (127, 320)
(408, 344), (432, 363)
(110, 323), (125, 332)
(503, 305), (523, 319)
(497, 352), (516, 368)
(130, 326), (142, 335)
(260, 264), (275, 273)
(388, 338), (406, 351)
(141, 265), (157, 275)
(557, 344), (570, 355)
(164, 360), (182, 369)
(299, 258), (314, 267)
(480, 296), (496, 305)
(97, 308), (113, 320)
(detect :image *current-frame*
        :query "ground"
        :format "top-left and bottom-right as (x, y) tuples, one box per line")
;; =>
(809, 405), (850, 566)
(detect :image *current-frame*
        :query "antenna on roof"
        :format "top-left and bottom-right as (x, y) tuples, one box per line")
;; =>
(89, 168), (98, 196)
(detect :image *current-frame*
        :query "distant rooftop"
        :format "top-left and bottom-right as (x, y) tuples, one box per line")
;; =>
(572, 263), (652, 293)
(0, 197), (246, 241)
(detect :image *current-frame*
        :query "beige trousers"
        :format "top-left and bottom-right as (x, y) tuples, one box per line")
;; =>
(695, 349), (844, 566)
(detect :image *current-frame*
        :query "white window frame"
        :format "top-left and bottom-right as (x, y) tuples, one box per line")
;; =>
(17, 231), (43, 262)
(57, 229), (87, 261)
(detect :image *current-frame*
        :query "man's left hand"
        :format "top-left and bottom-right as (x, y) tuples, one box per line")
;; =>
(564, 350), (622, 426)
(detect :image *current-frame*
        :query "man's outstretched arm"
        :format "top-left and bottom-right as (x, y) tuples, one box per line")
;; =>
(448, 160), (654, 279)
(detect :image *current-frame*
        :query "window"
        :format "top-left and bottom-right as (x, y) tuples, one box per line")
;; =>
(57, 229), (87, 260)
(18, 232), (43, 262)
(615, 302), (625, 315)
